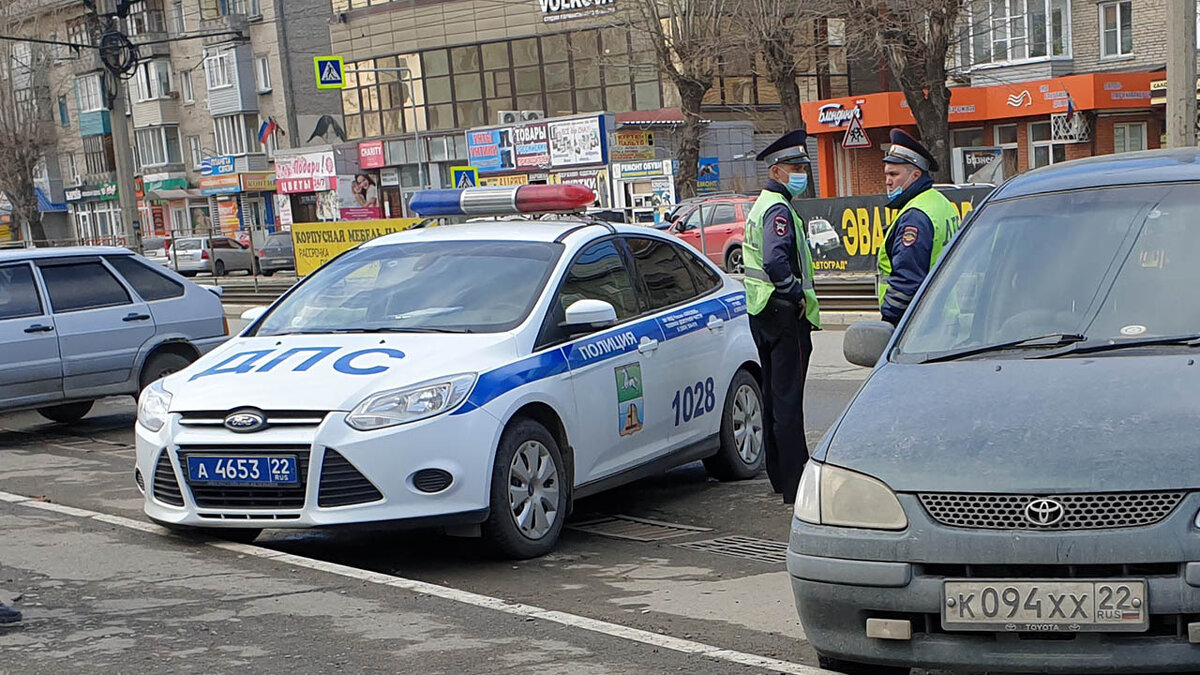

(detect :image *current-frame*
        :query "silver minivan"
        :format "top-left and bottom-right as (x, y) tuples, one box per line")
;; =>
(0, 247), (229, 423)
(167, 236), (256, 277)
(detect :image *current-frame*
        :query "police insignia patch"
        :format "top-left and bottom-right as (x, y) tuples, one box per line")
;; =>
(901, 226), (919, 247)
(774, 215), (789, 236)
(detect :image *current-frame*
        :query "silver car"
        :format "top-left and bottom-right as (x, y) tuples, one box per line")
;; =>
(167, 236), (256, 277)
(0, 247), (228, 423)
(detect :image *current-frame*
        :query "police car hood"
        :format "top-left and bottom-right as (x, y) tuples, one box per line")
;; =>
(162, 333), (518, 412)
(822, 356), (1200, 492)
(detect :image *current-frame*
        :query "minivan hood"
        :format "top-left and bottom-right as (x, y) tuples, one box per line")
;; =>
(823, 355), (1200, 492)
(161, 333), (518, 412)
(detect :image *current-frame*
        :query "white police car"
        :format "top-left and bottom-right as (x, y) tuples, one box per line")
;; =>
(135, 185), (763, 558)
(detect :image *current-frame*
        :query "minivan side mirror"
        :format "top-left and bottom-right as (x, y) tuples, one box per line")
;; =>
(561, 299), (618, 335)
(844, 321), (895, 368)
(240, 306), (268, 322)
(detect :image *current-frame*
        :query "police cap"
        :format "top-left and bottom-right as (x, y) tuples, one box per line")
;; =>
(756, 129), (810, 166)
(883, 128), (938, 173)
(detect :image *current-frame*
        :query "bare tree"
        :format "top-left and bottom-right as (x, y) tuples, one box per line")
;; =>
(729, 0), (815, 133)
(619, 0), (731, 199)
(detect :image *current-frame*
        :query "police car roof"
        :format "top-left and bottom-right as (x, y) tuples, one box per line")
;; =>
(0, 245), (133, 262)
(992, 148), (1200, 201)
(363, 220), (668, 248)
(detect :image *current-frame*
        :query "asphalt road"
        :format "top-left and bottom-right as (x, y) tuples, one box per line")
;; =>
(0, 330), (868, 674)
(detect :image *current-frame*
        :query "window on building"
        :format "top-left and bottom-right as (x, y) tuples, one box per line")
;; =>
(180, 69), (194, 102)
(134, 59), (173, 101)
(1029, 121), (1066, 169)
(220, 0), (260, 15)
(83, 135), (115, 175)
(254, 54), (271, 92)
(952, 128), (985, 147)
(1113, 122), (1147, 153)
(66, 153), (80, 183)
(204, 51), (233, 90)
(188, 135), (202, 168)
(58, 95), (69, 126)
(1100, 1), (1133, 57)
(171, 0), (186, 34)
(135, 126), (182, 169)
(125, 1), (165, 36)
(963, 0), (1069, 66)
(67, 19), (94, 48)
(213, 113), (261, 155)
(76, 74), (104, 112)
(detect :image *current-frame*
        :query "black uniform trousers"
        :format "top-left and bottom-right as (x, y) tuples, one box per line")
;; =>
(748, 295), (813, 504)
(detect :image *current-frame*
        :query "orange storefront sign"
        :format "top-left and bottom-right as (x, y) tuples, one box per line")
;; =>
(803, 72), (1158, 134)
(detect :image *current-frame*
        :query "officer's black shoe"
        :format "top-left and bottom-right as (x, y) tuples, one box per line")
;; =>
(0, 602), (22, 624)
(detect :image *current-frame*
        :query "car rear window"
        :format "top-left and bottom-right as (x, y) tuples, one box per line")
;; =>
(106, 255), (185, 302)
(174, 239), (201, 250)
(675, 244), (722, 294)
(39, 261), (132, 313)
(624, 236), (698, 310)
(266, 234), (292, 247)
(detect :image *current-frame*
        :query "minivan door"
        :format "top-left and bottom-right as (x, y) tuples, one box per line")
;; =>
(36, 258), (157, 395)
(0, 262), (62, 407)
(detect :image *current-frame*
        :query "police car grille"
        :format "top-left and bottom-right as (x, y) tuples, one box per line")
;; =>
(178, 445), (310, 509)
(152, 451), (184, 506)
(918, 491), (1186, 530)
(318, 449), (383, 507)
(178, 410), (327, 428)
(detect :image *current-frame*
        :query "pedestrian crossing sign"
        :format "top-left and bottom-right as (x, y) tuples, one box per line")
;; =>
(451, 166), (478, 188)
(841, 115), (871, 149)
(314, 56), (346, 90)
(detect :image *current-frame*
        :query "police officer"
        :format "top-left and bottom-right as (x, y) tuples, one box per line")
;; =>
(742, 129), (821, 505)
(878, 129), (960, 325)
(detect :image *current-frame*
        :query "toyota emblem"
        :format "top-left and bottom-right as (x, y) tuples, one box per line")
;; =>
(224, 409), (267, 433)
(1024, 498), (1066, 527)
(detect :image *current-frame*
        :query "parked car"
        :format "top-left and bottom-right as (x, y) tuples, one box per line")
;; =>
(168, 236), (256, 277)
(667, 196), (755, 273)
(256, 233), (295, 276)
(142, 237), (171, 267)
(790, 149), (1200, 673)
(0, 247), (228, 424)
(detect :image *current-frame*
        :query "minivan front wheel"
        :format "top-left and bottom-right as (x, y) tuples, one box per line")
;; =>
(37, 401), (94, 424)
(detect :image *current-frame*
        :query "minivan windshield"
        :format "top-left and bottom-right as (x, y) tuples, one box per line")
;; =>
(253, 240), (561, 336)
(896, 184), (1200, 360)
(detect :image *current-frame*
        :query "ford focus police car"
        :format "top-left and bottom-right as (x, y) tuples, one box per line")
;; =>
(135, 185), (764, 558)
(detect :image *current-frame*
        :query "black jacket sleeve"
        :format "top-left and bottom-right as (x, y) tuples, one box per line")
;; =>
(881, 208), (935, 325)
(760, 203), (806, 304)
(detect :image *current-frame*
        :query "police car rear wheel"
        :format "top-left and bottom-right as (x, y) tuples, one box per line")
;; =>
(484, 419), (567, 559)
(703, 370), (764, 481)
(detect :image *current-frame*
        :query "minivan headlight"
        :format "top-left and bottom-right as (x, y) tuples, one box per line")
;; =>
(137, 381), (172, 432)
(346, 374), (476, 431)
(794, 461), (907, 530)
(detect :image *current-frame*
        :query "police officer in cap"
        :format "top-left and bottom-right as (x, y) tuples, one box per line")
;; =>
(878, 129), (960, 325)
(742, 129), (821, 505)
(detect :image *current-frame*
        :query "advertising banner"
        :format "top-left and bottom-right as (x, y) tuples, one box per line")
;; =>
(697, 158), (720, 193)
(548, 168), (609, 207)
(612, 130), (655, 162)
(466, 128), (514, 173)
(512, 122), (550, 169)
(216, 199), (241, 236)
(792, 187), (993, 273)
(337, 173), (383, 220)
(359, 140), (386, 170)
(290, 218), (424, 275)
(548, 116), (606, 168)
(275, 151), (337, 180)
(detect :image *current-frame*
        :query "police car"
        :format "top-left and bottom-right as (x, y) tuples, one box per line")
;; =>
(135, 185), (763, 558)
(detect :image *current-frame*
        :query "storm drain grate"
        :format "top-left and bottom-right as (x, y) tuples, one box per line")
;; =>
(568, 515), (712, 542)
(675, 536), (789, 565)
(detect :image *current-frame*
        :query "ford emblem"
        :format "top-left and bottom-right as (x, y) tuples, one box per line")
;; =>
(224, 409), (267, 433)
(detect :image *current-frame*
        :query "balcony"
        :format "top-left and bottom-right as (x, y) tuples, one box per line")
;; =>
(201, 13), (249, 46)
(71, 49), (105, 76)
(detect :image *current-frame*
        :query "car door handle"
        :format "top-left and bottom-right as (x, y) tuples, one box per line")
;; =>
(707, 316), (725, 331)
(637, 337), (659, 354)
(123, 313), (151, 322)
(24, 323), (54, 333)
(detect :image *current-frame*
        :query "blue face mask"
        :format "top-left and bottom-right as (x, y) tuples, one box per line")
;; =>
(786, 172), (808, 195)
(887, 185), (905, 201)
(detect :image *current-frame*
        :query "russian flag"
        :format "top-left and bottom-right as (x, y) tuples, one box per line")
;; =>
(258, 117), (277, 145)
(1065, 95), (1076, 122)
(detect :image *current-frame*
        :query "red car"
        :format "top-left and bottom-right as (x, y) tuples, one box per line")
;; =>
(667, 196), (755, 273)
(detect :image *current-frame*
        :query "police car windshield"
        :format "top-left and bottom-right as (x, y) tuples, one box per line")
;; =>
(252, 240), (561, 336)
(896, 183), (1200, 361)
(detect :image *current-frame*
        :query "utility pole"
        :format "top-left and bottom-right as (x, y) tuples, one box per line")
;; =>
(1166, 0), (1198, 148)
(109, 74), (143, 253)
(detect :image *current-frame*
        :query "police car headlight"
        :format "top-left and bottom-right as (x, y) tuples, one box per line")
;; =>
(137, 381), (172, 433)
(794, 462), (907, 530)
(346, 373), (477, 431)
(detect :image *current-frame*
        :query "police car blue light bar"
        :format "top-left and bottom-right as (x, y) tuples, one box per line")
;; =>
(409, 184), (596, 217)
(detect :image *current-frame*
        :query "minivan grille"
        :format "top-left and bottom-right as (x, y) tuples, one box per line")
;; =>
(919, 491), (1186, 530)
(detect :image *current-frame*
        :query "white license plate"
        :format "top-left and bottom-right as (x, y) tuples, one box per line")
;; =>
(942, 580), (1147, 632)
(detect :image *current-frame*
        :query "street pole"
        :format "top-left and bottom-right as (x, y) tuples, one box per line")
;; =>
(108, 75), (143, 253)
(1166, 0), (1198, 148)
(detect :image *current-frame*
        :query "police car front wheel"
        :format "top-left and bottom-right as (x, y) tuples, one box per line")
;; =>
(703, 369), (765, 481)
(484, 418), (568, 559)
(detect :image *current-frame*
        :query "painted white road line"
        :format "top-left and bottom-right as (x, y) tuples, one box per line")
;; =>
(0, 489), (831, 675)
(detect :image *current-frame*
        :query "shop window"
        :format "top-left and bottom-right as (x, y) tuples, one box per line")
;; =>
(1029, 121), (1066, 169)
(1100, 1), (1133, 57)
(995, 124), (1018, 145)
(952, 128), (985, 148)
(1113, 122), (1146, 153)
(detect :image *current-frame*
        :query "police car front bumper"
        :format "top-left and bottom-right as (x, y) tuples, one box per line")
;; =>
(136, 407), (500, 529)
(788, 493), (1200, 673)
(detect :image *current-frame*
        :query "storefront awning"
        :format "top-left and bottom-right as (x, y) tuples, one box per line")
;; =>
(147, 188), (206, 201)
(616, 108), (711, 126)
(802, 71), (1161, 134)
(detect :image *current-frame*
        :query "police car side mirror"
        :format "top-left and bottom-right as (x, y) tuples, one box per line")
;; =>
(562, 299), (618, 335)
(844, 321), (894, 368)
(240, 306), (268, 322)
